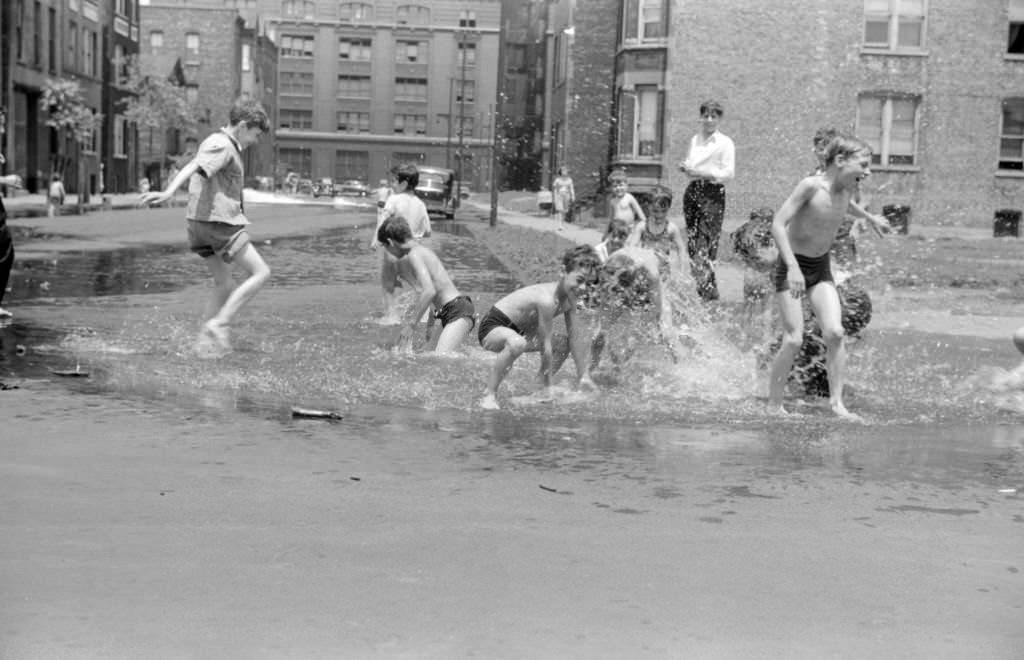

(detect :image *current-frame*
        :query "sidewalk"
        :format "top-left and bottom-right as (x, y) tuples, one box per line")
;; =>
(2, 191), (149, 217)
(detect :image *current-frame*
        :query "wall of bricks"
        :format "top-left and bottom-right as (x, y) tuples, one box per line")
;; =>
(666, 0), (1024, 227)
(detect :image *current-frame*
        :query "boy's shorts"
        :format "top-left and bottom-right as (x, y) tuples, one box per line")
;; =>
(773, 252), (833, 292)
(188, 220), (251, 262)
(435, 295), (476, 329)
(478, 306), (523, 346)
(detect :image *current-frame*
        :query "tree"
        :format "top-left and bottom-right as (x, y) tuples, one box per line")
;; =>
(118, 56), (200, 188)
(40, 77), (103, 213)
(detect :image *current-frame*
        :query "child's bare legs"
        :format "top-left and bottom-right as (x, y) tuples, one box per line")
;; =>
(379, 252), (402, 323)
(434, 317), (472, 355)
(479, 328), (528, 409)
(767, 290), (804, 414)
(808, 282), (856, 419)
(541, 333), (572, 381)
(201, 244), (270, 349)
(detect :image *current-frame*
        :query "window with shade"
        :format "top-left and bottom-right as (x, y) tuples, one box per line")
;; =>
(616, 85), (664, 159)
(999, 98), (1024, 171)
(1009, 0), (1024, 54)
(863, 0), (926, 52)
(280, 147), (312, 176)
(856, 94), (919, 167)
(337, 111), (370, 133)
(396, 40), (427, 63)
(337, 74), (371, 97)
(335, 150), (368, 181)
(280, 109), (313, 130)
(338, 2), (372, 21)
(621, 0), (667, 45)
(338, 38), (371, 61)
(396, 5), (429, 25)
(393, 114), (427, 135)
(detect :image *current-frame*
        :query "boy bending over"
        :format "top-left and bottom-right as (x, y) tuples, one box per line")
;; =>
(377, 215), (475, 354)
(768, 134), (889, 418)
(372, 163), (431, 320)
(478, 245), (600, 410)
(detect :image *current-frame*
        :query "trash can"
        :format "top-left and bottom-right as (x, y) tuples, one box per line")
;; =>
(994, 208), (1021, 238)
(882, 204), (911, 235)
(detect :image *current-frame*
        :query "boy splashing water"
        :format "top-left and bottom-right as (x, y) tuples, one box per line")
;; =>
(768, 134), (889, 418)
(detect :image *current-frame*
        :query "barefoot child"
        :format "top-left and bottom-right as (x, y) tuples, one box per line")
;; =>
(607, 169), (646, 226)
(628, 185), (686, 279)
(477, 245), (600, 409)
(140, 97), (271, 352)
(371, 163), (431, 321)
(767, 134), (890, 418)
(377, 215), (475, 354)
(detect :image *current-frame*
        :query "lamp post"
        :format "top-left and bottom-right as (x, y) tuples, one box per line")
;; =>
(455, 27), (468, 203)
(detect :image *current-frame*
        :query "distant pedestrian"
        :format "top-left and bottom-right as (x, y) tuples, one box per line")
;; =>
(552, 166), (575, 231)
(0, 152), (23, 319)
(140, 97), (272, 353)
(679, 99), (735, 301)
(47, 173), (66, 218)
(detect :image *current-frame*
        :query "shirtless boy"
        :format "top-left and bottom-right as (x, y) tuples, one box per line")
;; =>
(372, 163), (431, 321)
(377, 215), (475, 354)
(607, 169), (646, 226)
(477, 245), (600, 410)
(768, 134), (890, 418)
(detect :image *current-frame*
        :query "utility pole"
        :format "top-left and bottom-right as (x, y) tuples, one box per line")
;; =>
(456, 28), (468, 203)
(489, 0), (508, 228)
(445, 77), (453, 170)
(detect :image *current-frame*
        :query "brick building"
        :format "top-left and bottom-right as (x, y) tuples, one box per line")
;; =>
(1, 0), (141, 195)
(138, 2), (276, 189)
(262, 0), (500, 189)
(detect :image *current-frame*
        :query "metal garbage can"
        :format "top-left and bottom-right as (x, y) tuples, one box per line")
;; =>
(994, 208), (1021, 238)
(882, 204), (911, 235)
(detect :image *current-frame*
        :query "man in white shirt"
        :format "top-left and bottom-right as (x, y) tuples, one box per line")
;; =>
(679, 99), (735, 302)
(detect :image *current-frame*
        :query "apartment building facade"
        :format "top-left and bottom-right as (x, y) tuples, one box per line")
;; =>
(260, 0), (500, 188)
(1, 0), (141, 195)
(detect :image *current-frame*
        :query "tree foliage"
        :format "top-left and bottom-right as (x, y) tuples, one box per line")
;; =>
(117, 56), (199, 134)
(40, 77), (102, 145)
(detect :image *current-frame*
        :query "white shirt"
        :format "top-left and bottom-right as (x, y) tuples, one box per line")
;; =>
(683, 130), (735, 185)
(378, 191), (431, 237)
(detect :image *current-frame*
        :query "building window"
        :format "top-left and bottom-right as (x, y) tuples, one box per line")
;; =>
(280, 147), (312, 177)
(999, 98), (1024, 170)
(185, 32), (200, 57)
(113, 114), (127, 157)
(337, 111), (370, 133)
(396, 4), (429, 25)
(457, 115), (473, 138)
(455, 80), (474, 103)
(280, 35), (314, 57)
(185, 84), (198, 105)
(392, 151), (424, 164)
(338, 2), (372, 20)
(338, 38), (371, 61)
(863, 0), (926, 51)
(115, 0), (128, 15)
(393, 114), (426, 135)
(337, 74), (371, 97)
(1010, 0), (1024, 54)
(616, 85), (664, 158)
(282, 0), (315, 18)
(15, 0), (24, 62)
(87, 30), (98, 77)
(67, 21), (77, 70)
(48, 7), (56, 72)
(280, 109), (314, 129)
(33, 1), (42, 67)
(396, 40), (426, 63)
(622, 0), (666, 43)
(335, 150), (368, 182)
(457, 41), (476, 67)
(87, 108), (100, 152)
(241, 43), (251, 71)
(554, 32), (567, 84)
(113, 44), (126, 83)
(150, 30), (163, 48)
(459, 9), (476, 27)
(395, 77), (428, 101)
(857, 94), (919, 166)
(281, 71), (314, 94)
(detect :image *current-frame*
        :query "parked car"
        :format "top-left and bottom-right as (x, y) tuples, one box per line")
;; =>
(312, 178), (335, 197)
(336, 179), (370, 196)
(296, 178), (314, 195)
(414, 166), (458, 219)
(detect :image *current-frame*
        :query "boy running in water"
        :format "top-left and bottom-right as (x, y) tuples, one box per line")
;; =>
(477, 245), (600, 410)
(371, 163), (431, 321)
(141, 97), (271, 352)
(377, 215), (475, 354)
(768, 134), (889, 418)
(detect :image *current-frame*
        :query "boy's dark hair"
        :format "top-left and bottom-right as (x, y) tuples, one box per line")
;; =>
(229, 97), (270, 132)
(604, 217), (632, 242)
(51, 173), (62, 181)
(650, 184), (673, 210)
(608, 167), (628, 184)
(377, 215), (413, 245)
(812, 126), (838, 149)
(562, 244), (601, 277)
(392, 162), (420, 189)
(823, 134), (871, 166)
(699, 99), (724, 118)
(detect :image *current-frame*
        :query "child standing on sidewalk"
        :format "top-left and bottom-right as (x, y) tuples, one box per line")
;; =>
(47, 174), (66, 218)
(140, 97), (271, 353)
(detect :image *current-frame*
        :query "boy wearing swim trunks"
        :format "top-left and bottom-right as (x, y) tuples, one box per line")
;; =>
(768, 134), (890, 418)
(141, 97), (270, 352)
(377, 215), (474, 354)
(477, 245), (600, 410)
(372, 162), (431, 322)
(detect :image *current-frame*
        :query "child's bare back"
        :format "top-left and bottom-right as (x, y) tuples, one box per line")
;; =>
(404, 244), (460, 308)
(494, 282), (564, 338)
